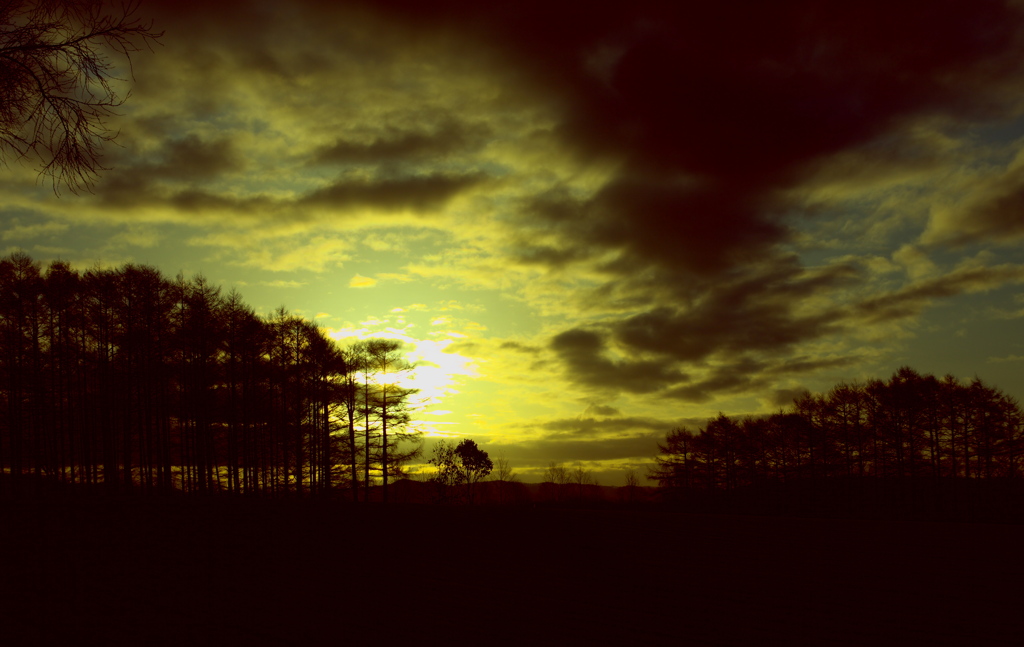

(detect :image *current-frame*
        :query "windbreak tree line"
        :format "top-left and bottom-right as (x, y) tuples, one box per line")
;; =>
(652, 367), (1024, 501)
(0, 252), (420, 499)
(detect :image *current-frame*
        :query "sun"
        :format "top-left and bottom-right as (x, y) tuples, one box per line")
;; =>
(326, 326), (479, 436)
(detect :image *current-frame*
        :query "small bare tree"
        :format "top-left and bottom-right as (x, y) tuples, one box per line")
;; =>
(0, 1), (162, 193)
(492, 452), (517, 482)
(543, 461), (569, 485)
(542, 461), (569, 502)
(489, 451), (519, 504)
(623, 468), (640, 503)
(569, 461), (595, 501)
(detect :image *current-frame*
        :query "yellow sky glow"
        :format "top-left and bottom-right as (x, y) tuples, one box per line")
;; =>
(326, 327), (480, 436)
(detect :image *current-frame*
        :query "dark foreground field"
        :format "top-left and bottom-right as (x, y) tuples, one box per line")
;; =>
(1, 495), (1022, 645)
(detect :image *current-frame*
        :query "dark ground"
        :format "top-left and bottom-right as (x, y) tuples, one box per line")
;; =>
(1, 495), (1022, 645)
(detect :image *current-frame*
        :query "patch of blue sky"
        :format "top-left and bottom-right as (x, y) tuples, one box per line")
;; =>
(964, 113), (1024, 151)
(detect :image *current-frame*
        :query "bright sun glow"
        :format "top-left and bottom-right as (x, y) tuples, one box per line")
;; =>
(326, 327), (479, 436)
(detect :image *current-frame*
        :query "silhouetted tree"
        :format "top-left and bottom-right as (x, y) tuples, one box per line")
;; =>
(0, 252), (44, 492)
(0, 254), (373, 497)
(220, 290), (261, 493)
(568, 460), (595, 501)
(40, 260), (82, 486)
(540, 461), (570, 501)
(489, 450), (519, 504)
(428, 438), (492, 504)
(338, 343), (366, 502)
(455, 439), (492, 504)
(650, 427), (698, 492)
(653, 367), (1024, 516)
(622, 468), (641, 503)
(363, 338), (420, 502)
(112, 263), (174, 491)
(427, 439), (460, 503)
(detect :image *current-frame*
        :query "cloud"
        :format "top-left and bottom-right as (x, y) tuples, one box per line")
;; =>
(261, 280), (307, 288)
(95, 154), (483, 224)
(585, 403), (621, 417)
(850, 263), (1024, 324)
(229, 235), (351, 273)
(769, 387), (811, 409)
(923, 152), (1024, 246)
(310, 121), (491, 165)
(475, 0), (1024, 284)
(499, 341), (540, 354)
(349, 274), (377, 288)
(300, 173), (485, 213)
(95, 135), (244, 209)
(612, 260), (858, 361)
(892, 244), (940, 281)
(545, 258), (1024, 402)
(550, 328), (688, 394)
(539, 415), (670, 438)
(514, 432), (666, 463)
(109, 226), (162, 249)
(664, 356), (856, 403)
(107, 0), (1024, 288)
(2, 220), (68, 241)
(524, 174), (791, 280)
(12, 0), (1022, 416)
(988, 354), (1024, 363)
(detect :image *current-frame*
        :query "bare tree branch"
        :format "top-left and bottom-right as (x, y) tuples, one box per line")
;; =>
(0, 1), (162, 194)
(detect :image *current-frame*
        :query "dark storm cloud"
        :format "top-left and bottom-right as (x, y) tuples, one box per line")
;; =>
(588, 404), (622, 417)
(938, 168), (1024, 245)
(483, 0), (1024, 405)
(137, 0), (1024, 264)
(662, 368), (754, 404)
(126, 0), (1024, 405)
(508, 236), (588, 269)
(771, 387), (812, 409)
(466, 0), (1024, 312)
(367, 0), (1023, 159)
(540, 415), (669, 438)
(526, 175), (790, 277)
(547, 259), (1024, 400)
(550, 328), (688, 394)
(146, 137), (244, 182)
(96, 136), (244, 208)
(483, 0), (1024, 275)
(164, 191), (267, 214)
(300, 173), (484, 212)
(310, 122), (490, 165)
(664, 356), (856, 403)
(100, 158), (482, 219)
(544, 257), (860, 398)
(613, 260), (858, 361)
(567, 1), (1020, 178)
(514, 433), (665, 463)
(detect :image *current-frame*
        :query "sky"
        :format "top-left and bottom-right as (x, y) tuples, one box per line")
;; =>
(4, 0), (1024, 484)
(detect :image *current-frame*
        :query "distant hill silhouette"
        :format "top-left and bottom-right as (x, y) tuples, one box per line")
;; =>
(351, 477), (659, 507)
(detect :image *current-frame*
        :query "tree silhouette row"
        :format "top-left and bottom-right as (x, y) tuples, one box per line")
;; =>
(0, 252), (420, 499)
(652, 367), (1024, 493)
